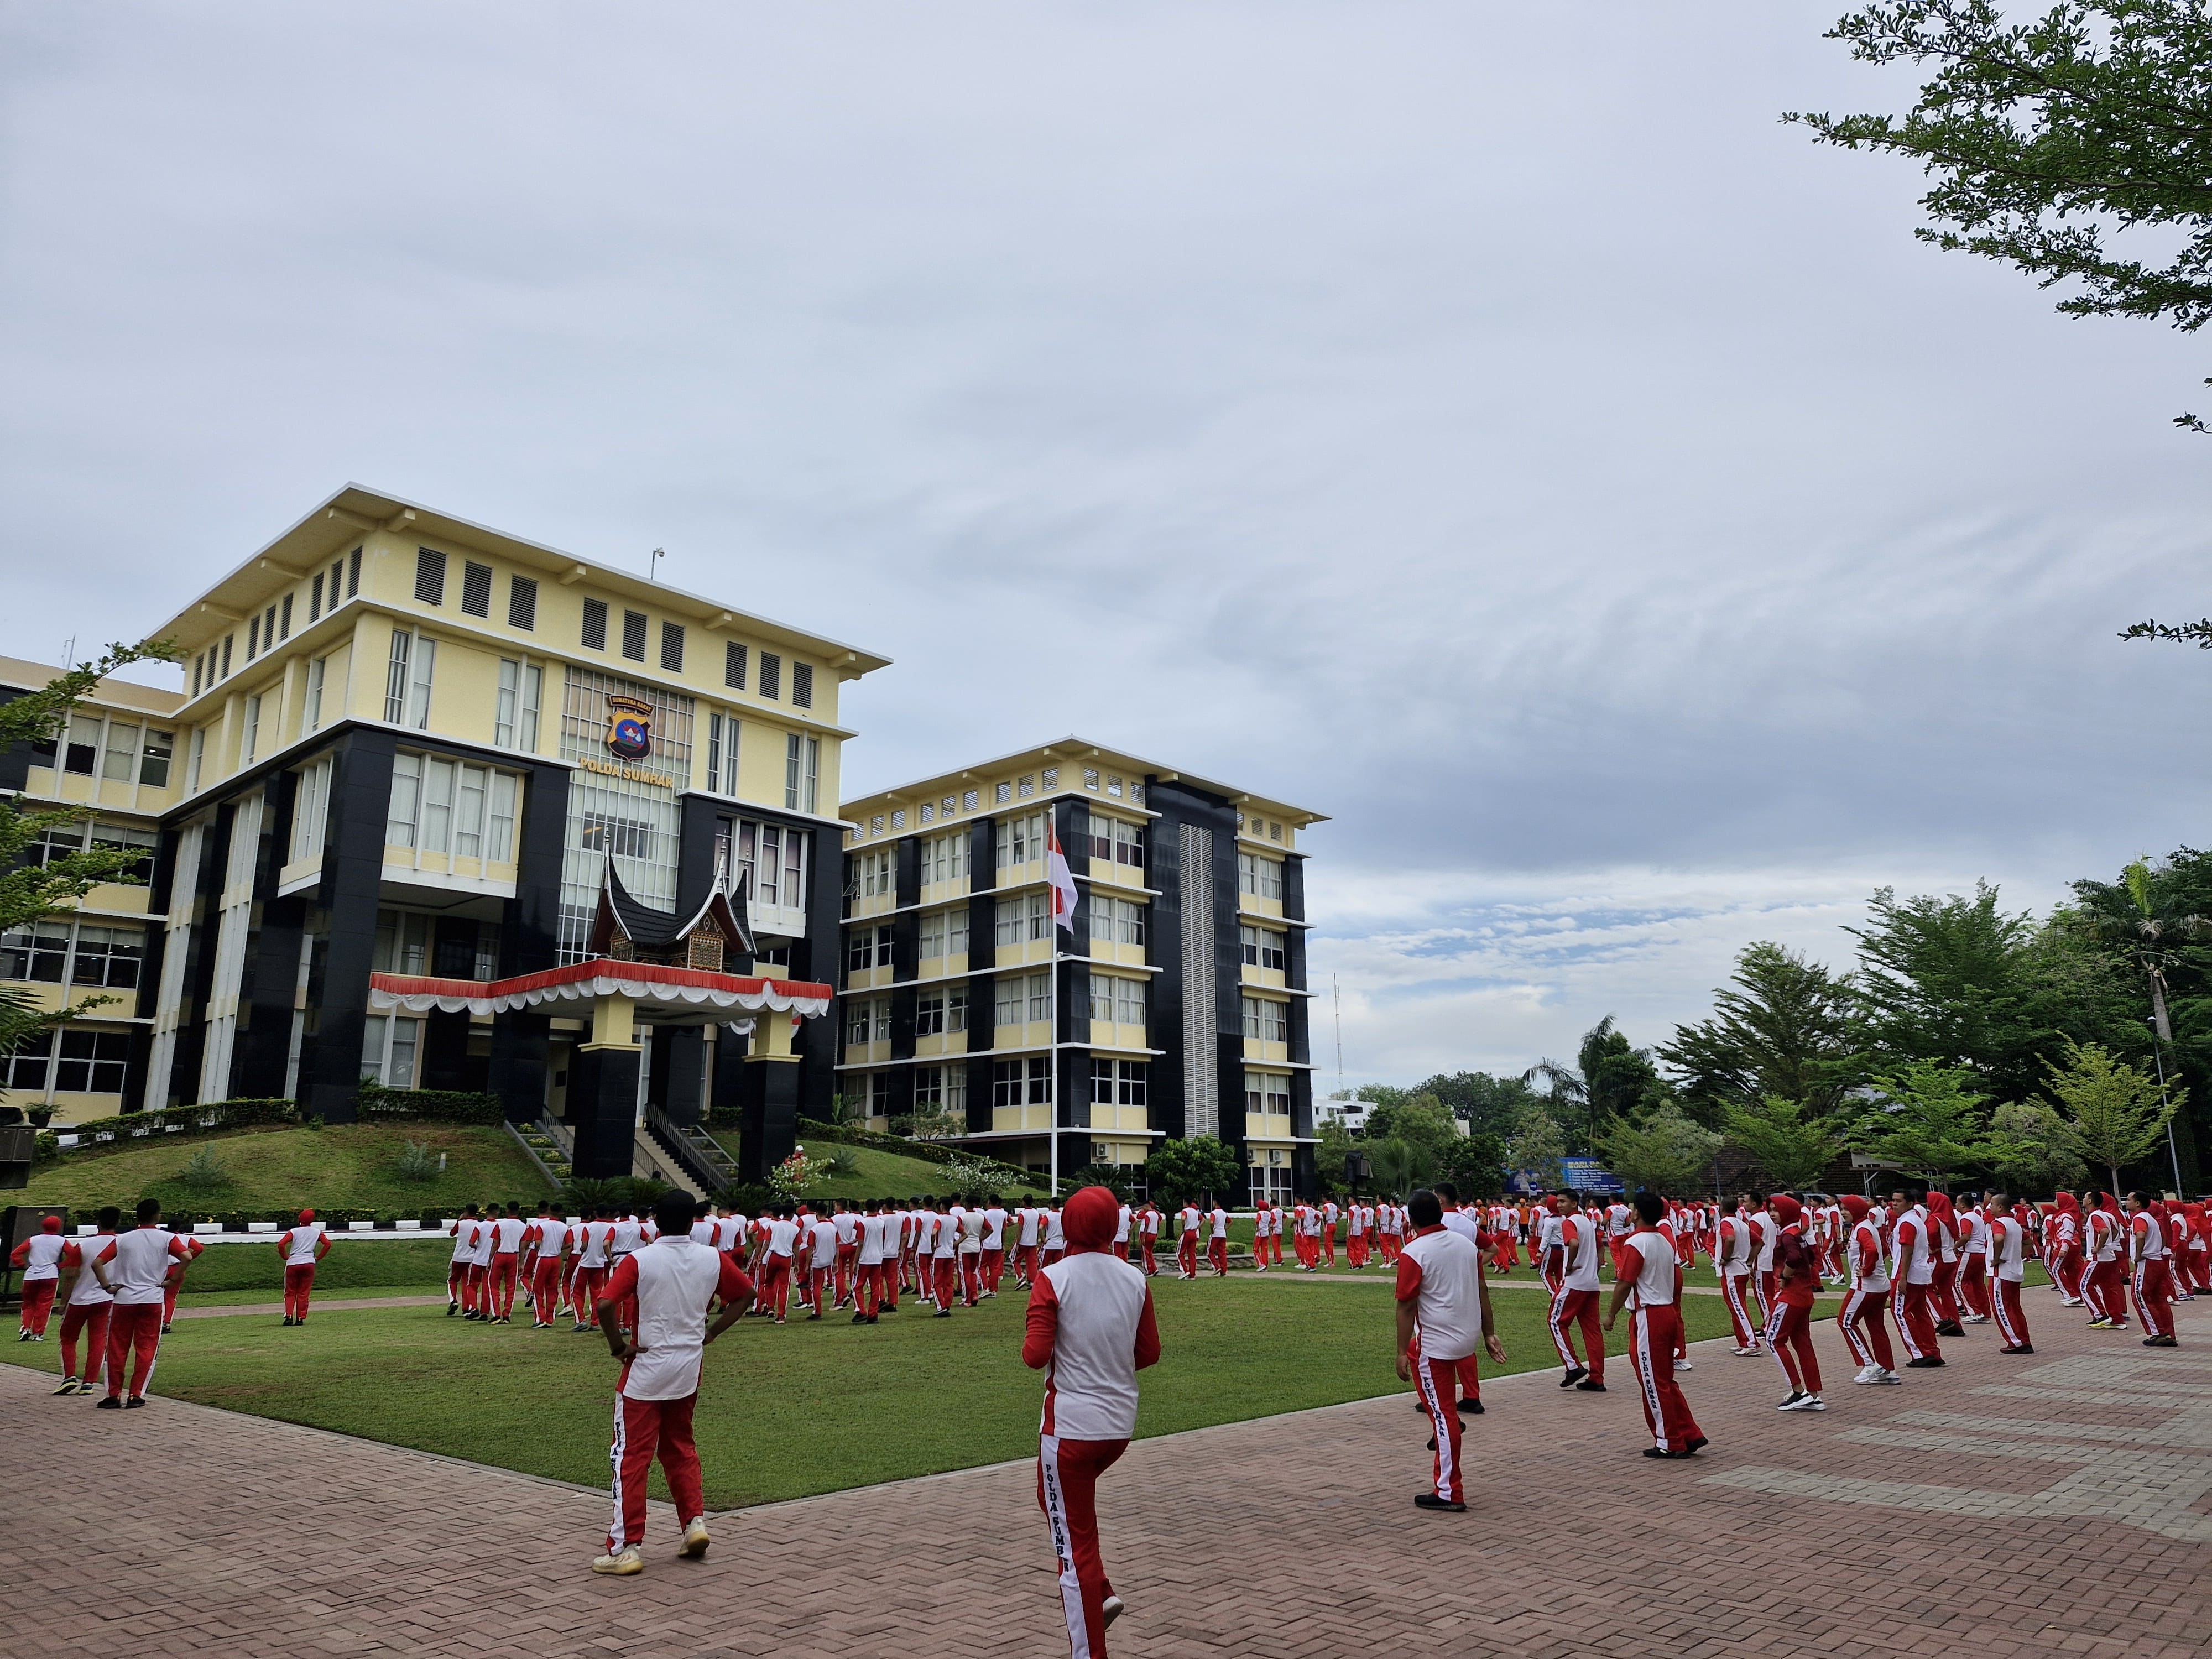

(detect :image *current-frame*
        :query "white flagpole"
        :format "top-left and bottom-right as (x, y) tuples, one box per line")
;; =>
(1049, 805), (1060, 1201)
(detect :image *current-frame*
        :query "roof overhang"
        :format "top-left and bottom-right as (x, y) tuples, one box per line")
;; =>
(368, 962), (833, 1026)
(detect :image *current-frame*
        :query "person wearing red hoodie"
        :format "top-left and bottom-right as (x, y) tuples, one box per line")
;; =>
(12, 1214), (65, 1340)
(2085, 1192), (2130, 1330)
(2180, 1201), (2209, 1296)
(2124, 1192), (2178, 1346)
(1025, 1185), (1161, 1658)
(2047, 1193), (2086, 1307)
(1926, 1192), (1966, 1338)
(1762, 1196), (1826, 1412)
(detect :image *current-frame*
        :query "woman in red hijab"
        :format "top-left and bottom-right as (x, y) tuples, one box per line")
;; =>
(1764, 1195), (1826, 1411)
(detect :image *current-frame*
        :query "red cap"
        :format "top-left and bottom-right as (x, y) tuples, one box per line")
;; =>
(40, 1214), (61, 1233)
(298, 1209), (315, 1224)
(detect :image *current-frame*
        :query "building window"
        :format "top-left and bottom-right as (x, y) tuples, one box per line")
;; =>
(759, 652), (781, 701)
(1090, 973), (1147, 1027)
(1238, 851), (1284, 901)
(785, 732), (818, 812)
(186, 728), (205, 793)
(310, 571), (324, 622)
(853, 848), (893, 899)
(301, 656), (326, 736)
(921, 832), (968, 885)
(279, 594), (293, 640)
(581, 598), (608, 651)
(994, 812), (1044, 868)
(494, 659), (542, 752)
(1018, 774), (1035, 798)
(660, 621), (684, 672)
(347, 546), (362, 596)
(705, 711), (737, 794)
(1241, 995), (1288, 1043)
(993, 1058), (1052, 1108)
(1090, 896), (1146, 950)
(995, 782), (1011, 804)
(140, 725), (174, 785)
(361, 1013), (421, 1087)
(963, 790), (979, 811)
(247, 614), (259, 658)
(1243, 1070), (1293, 1119)
(845, 923), (894, 977)
(509, 574), (538, 630)
(241, 696), (262, 765)
(1087, 817), (1144, 867)
(291, 758), (332, 864)
(221, 633), (233, 677)
(1240, 925), (1286, 971)
(792, 662), (813, 708)
(1083, 768), (1099, 791)
(1, 1026), (132, 1094)
(917, 907), (970, 959)
(1092, 1058), (1148, 1108)
(2, 921), (144, 989)
(455, 559), (491, 618)
(621, 610), (647, 662)
(993, 891), (1048, 947)
(385, 627), (434, 726)
(994, 972), (1050, 1027)
(388, 754), (519, 862)
(415, 548), (447, 605)
(724, 641), (747, 689)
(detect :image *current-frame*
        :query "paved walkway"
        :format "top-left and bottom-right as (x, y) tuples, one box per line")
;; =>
(5, 1292), (2209, 1658)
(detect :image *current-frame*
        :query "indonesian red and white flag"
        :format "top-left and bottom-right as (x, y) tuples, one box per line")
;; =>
(1046, 821), (1079, 934)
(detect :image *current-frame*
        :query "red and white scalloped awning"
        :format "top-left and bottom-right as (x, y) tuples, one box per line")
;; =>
(368, 962), (833, 1025)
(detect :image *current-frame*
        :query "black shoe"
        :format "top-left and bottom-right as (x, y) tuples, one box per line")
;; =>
(1935, 1321), (1965, 1337)
(282, 1317), (294, 1327)
(852, 1312), (869, 1324)
(446, 1302), (458, 1317)
(1412, 1493), (1465, 1512)
(1641, 1446), (1672, 1458)
(1575, 1379), (1607, 1392)
(2000, 1344), (2034, 1355)
(1415, 1401), (1432, 1415)
(95, 1396), (122, 1409)
(1905, 1356), (1944, 1368)
(160, 1324), (173, 1335)
(934, 1310), (952, 1318)
(124, 1396), (146, 1408)
(1426, 1435), (1437, 1450)
(2146, 1334), (2179, 1347)
(1457, 1397), (1483, 1415)
(1684, 1436), (1708, 1454)
(867, 1315), (879, 1324)
(1559, 1365), (1587, 1389)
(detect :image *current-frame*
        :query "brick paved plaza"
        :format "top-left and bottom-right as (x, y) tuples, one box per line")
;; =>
(6, 1291), (2209, 1659)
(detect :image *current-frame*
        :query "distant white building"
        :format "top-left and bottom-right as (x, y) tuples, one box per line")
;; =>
(1317, 1098), (1371, 1133)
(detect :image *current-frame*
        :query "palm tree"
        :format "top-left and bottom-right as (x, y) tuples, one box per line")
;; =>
(2073, 858), (2203, 1190)
(1521, 1056), (1588, 1149)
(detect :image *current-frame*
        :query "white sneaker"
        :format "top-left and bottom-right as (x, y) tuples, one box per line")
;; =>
(592, 1545), (643, 1576)
(1873, 1369), (1903, 1384)
(1731, 1346), (1757, 1357)
(678, 1517), (710, 1559)
(1673, 1359), (1693, 1371)
(1102, 1595), (1125, 1626)
(1788, 1394), (1827, 1412)
(1776, 1391), (1804, 1410)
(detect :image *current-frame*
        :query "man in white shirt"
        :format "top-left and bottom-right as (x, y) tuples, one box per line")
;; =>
(1024, 1185), (1160, 1656)
(1547, 1191), (1606, 1392)
(1114, 1201), (1135, 1265)
(852, 1199), (888, 1323)
(1176, 1202), (1202, 1279)
(1983, 1186), (2034, 1354)
(1320, 1199), (1340, 1268)
(958, 1197), (988, 1307)
(91, 1198), (191, 1407)
(1715, 1204), (1760, 1355)
(1040, 1203), (1066, 1267)
(1396, 1188), (1506, 1511)
(1249, 1201), (1273, 1273)
(1203, 1202), (1232, 1277)
(447, 1204), (483, 1318)
(982, 1199), (1010, 1293)
(274, 1208), (331, 1327)
(525, 1204), (572, 1330)
(1601, 1192), (1708, 1459)
(1015, 1201), (1044, 1287)
(930, 1198), (961, 1316)
(758, 1205), (800, 1323)
(804, 1206), (839, 1321)
(833, 1201), (862, 1310)
(51, 1208), (118, 1395)
(13, 1214), (66, 1341)
(481, 1203), (529, 1326)
(1139, 1202), (1161, 1276)
(593, 1188), (755, 1576)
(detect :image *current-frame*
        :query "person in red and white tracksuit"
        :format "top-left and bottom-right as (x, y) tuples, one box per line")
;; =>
(1138, 1202), (1160, 1276)
(1292, 1201), (1318, 1271)
(1041, 1203), (1066, 1268)
(931, 1200), (962, 1316)
(2047, 1194), (2085, 1305)
(1835, 1196), (1900, 1385)
(852, 1201), (888, 1323)
(1533, 1197), (1565, 1297)
(1547, 1192), (1606, 1392)
(275, 1209), (331, 1326)
(524, 1205), (571, 1329)
(1602, 1193), (1707, 1459)
(1603, 1198), (1634, 1280)
(447, 1204), (482, 1317)
(53, 1209), (119, 1395)
(13, 1214), (65, 1340)
(2084, 1193), (2128, 1328)
(1319, 1199), (1339, 1267)
(1204, 1203), (1231, 1277)
(2125, 1191), (2178, 1346)
(1714, 1205), (1761, 1354)
(1015, 1202), (1044, 1287)
(1175, 1202), (1202, 1279)
(593, 1190), (755, 1576)
(161, 1226), (206, 1333)
(91, 1199), (191, 1407)
(1888, 1185), (1944, 1366)
(1745, 1198), (1777, 1327)
(833, 1201), (862, 1309)
(1954, 1198), (1992, 1324)
(572, 1208), (617, 1330)
(482, 1204), (528, 1324)
(1395, 1188), (1506, 1511)
(758, 1206), (800, 1323)
(984, 1201), (1010, 1291)
(1761, 1195), (1825, 1412)
(1983, 1186), (2034, 1354)
(1378, 1199), (1404, 1265)
(805, 1206), (840, 1320)
(1025, 1185), (1161, 1658)
(1247, 1202), (1271, 1272)
(1346, 1200), (1371, 1269)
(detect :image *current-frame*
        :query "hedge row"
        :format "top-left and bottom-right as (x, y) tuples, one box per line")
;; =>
(354, 1086), (507, 1125)
(65, 1098), (299, 1147)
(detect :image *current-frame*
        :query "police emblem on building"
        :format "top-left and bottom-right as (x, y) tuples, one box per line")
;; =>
(604, 695), (654, 760)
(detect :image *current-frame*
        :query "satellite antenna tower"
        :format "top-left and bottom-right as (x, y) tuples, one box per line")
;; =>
(1333, 973), (1345, 1099)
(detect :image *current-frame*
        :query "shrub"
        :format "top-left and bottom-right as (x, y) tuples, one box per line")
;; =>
(175, 1147), (231, 1194)
(393, 1140), (442, 1183)
(67, 1098), (298, 1149)
(794, 1118), (1030, 1183)
(34, 1130), (60, 1163)
(356, 1086), (504, 1125)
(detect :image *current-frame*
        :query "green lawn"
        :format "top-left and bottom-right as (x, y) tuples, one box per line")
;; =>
(24, 1123), (550, 1215)
(6, 1269), (1740, 1509)
(175, 1237), (457, 1296)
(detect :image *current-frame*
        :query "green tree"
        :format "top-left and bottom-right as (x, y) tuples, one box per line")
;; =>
(1353, 1083), (1414, 1112)
(1848, 1061), (2003, 1185)
(1437, 1131), (1507, 1200)
(2042, 1038), (2180, 1193)
(1988, 1099), (2090, 1193)
(1364, 1092), (1459, 1154)
(1592, 1104), (1722, 1200)
(0, 642), (178, 1080)
(1143, 1135), (1244, 1206)
(1414, 1070), (1542, 1139)
(1503, 1105), (1568, 1192)
(1365, 1136), (1437, 1199)
(1314, 1118), (1355, 1199)
(1661, 942), (1860, 1125)
(1790, 2), (2212, 425)
(1720, 1094), (1845, 1192)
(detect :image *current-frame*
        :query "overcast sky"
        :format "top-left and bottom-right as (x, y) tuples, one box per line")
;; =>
(6, 3), (2208, 1090)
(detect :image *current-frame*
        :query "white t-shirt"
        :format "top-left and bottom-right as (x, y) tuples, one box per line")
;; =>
(1849, 1219), (1891, 1292)
(279, 1221), (327, 1266)
(65, 1233), (116, 1305)
(1622, 1229), (1679, 1307)
(1042, 1209), (1065, 1250)
(578, 1221), (614, 1269)
(1397, 1227), (1485, 1362)
(959, 1209), (986, 1252)
(1559, 1213), (1601, 1292)
(1017, 1207), (1043, 1247)
(1605, 1203), (1632, 1239)
(17, 1233), (65, 1280)
(984, 1206), (1009, 1249)
(1206, 1207), (1229, 1242)
(611, 1217), (645, 1256)
(931, 1214), (958, 1259)
(98, 1225), (190, 1306)
(615, 1237), (738, 1401)
(487, 1217), (527, 1254)
(1179, 1206), (1202, 1237)
(1036, 1251), (1153, 1440)
(763, 1218), (799, 1260)
(1439, 1207), (1483, 1250)
(858, 1213), (889, 1266)
(1989, 1215), (2027, 1282)
(449, 1219), (480, 1264)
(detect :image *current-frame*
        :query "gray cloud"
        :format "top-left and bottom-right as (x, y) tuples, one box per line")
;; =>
(4, 2), (2205, 1081)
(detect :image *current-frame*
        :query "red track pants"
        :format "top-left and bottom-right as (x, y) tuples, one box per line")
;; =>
(607, 1391), (703, 1551)
(836, 1246), (857, 1307)
(1039, 1434), (1128, 1659)
(1894, 1281), (1941, 1360)
(1765, 1301), (1822, 1395)
(1208, 1238), (1228, 1276)
(1837, 1287), (1895, 1371)
(961, 1253), (982, 1305)
(1628, 1305), (1702, 1453)
(1991, 1275), (2032, 1348)
(2053, 1248), (2084, 1300)
(103, 1303), (163, 1400)
(1177, 1235), (1198, 1276)
(758, 1256), (792, 1319)
(1410, 1353), (1466, 1504)
(984, 1248), (1006, 1290)
(60, 1301), (110, 1385)
(1720, 1272), (1757, 1348)
(465, 1262), (488, 1314)
(2133, 1260), (2175, 1338)
(1348, 1234), (1369, 1267)
(283, 1263), (317, 1320)
(1141, 1240), (1157, 1275)
(1548, 1287), (1603, 1380)
(1322, 1228), (1335, 1266)
(487, 1254), (519, 1320)
(2085, 1258), (2127, 1323)
(933, 1257), (957, 1311)
(1957, 1258), (1990, 1319)
(1931, 1260), (1961, 1326)
(572, 1264), (608, 1324)
(18, 1279), (56, 1337)
(530, 1259), (564, 1323)
(1018, 1244), (1040, 1284)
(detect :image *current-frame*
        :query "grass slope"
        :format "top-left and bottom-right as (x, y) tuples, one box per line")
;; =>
(23, 1124), (550, 1213)
(7, 1271), (1739, 1509)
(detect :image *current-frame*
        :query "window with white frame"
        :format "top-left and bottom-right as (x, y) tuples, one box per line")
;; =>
(994, 971), (1051, 1027)
(187, 728), (205, 793)
(1238, 851), (1284, 900)
(846, 923), (894, 977)
(994, 812), (1044, 868)
(1241, 995), (1288, 1042)
(1086, 816), (1144, 868)
(994, 891), (1048, 947)
(704, 711), (738, 794)
(918, 907), (972, 960)
(373, 909), (434, 975)
(784, 732), (820, 812)
(1091, 1057), (1147, 1107)
(917, 988), (971, 1038)
(1243, 1070), (1293, 1118)
(290, 758), (332, 864)
(1240, 924), (1286, 971)
(241, 695), (262, 765)
(301, 656), (326, 737)
(1089, 896), (1146, 950)
(360, 1013), (421, 1087)
(852, 848), (893, 900)
(1, 1027), (131, 1094)
(385, 628), (436, 728)
(495, 659), (542, 752)
(387, 754), (519, 862)
(921, 832), (968, 885)
(1089, 973), (1147, 1027)
(993, 1057), (1051, 1108)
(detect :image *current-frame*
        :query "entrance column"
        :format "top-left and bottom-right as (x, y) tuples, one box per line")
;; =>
(737, 1010), (802, 1184)
(570, 994), (641, 1180)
